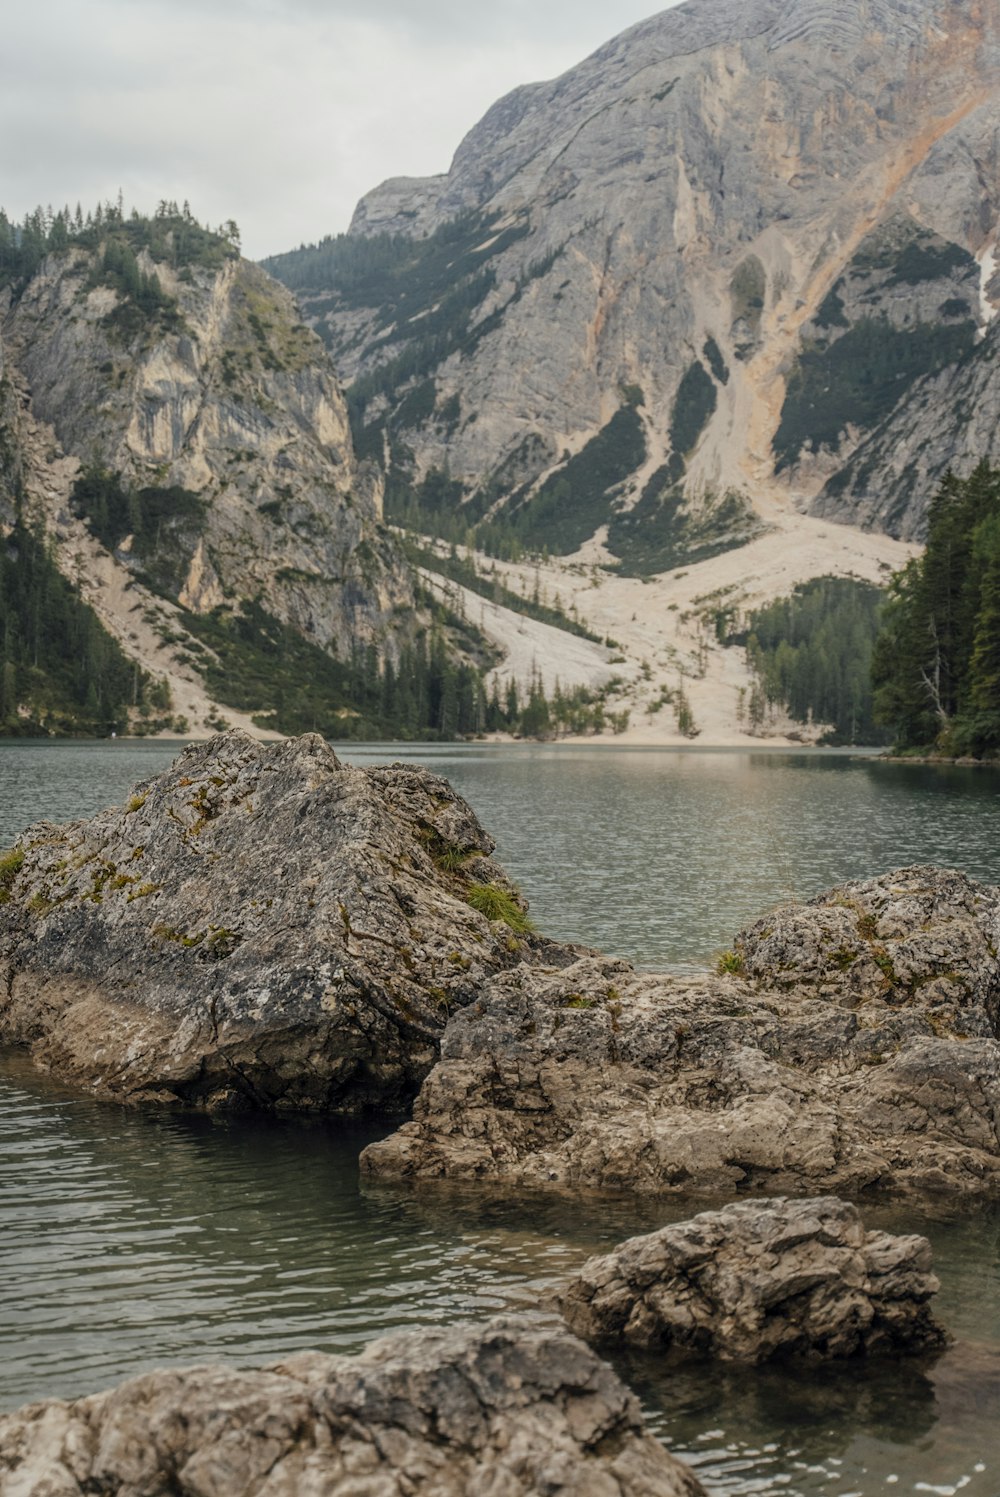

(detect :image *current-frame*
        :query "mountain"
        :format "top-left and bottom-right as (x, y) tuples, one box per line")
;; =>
(0, 206), (438, 736)
(266, 0), (1000, 557)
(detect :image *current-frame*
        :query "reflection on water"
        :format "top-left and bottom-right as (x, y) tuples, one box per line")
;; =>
(0, 1052), (663, 1404)
(2, 742), (1000, 1492)
(348, 744), (1000, 968)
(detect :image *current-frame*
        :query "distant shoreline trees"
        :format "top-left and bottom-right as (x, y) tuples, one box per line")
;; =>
(873, 462), (1000, 757)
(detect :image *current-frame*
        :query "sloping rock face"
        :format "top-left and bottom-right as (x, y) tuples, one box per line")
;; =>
(0, 731), (568, 1112)
(362, 868), (1000, 1198)
(269, 0), (1000, 545)
(2, 243), (414, 656)
(0, 323), (17, 521)
(559, 1197), (946, 1362)
(0, 1316), (706, 1497)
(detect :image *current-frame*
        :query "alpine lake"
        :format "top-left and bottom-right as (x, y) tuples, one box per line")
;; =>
(2, 739), (1000, 1497)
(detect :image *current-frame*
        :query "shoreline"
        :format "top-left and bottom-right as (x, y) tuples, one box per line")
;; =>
(2, 731), (997, 770)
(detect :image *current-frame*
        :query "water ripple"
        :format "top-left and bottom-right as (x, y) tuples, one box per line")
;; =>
(2, 744), (1000, 1493)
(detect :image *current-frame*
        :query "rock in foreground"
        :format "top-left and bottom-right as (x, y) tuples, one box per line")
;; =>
(559, 1197), (946, 1363)
(362, 869), (1000, 1198)
(0, 731), (567, 1112)
(0, 1316), (705, 1497)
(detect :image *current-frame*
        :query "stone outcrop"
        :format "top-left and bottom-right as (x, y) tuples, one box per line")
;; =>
(558, 1197), (946, 1363)
(0, 1315), (705, 1497)
(269, 0), (1000, 546)
(3, 243), (414, 661)
(362, 867), (1000, 1199)
(0, 227), (431, 740)
(0, 731), (571, 1112)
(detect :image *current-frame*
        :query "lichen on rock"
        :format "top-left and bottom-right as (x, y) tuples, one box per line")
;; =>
(362, 869), (1000, 1200)
(0, 730), (570, 1113)
(558, 1196), (946, 1363)
(0, 1315), (706, 1497)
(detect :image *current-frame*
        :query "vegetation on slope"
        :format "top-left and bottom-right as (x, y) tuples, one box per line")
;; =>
(405, 541), (603, 643)
(182, 599), (491, 740)
(608, 481), (756, 577)
(481, 401), (648, 557)
(604, 359), (748, 574)
(873, 462), (1000, 757)
(0, 520), (153, 735)
(183, 598), (622, 741)
(776, 223), (980, 474)
(0, 198), (239, 298)
(263, 209), (534, 435)
(774, 317), (978, 471)
(71, 470), (207, 599)
(740, 577), (888, 744)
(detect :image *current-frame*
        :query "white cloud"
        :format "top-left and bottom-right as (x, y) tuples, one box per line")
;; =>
(0, 0), (680, 258)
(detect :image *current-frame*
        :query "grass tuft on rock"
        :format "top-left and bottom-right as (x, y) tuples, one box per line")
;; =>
(465, 882), (534, 934)
(0, 846), (25, 903)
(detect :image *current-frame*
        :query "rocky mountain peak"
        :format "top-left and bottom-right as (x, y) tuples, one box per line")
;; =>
(274, 0), (1000, 557)
(0, 208), (427, 736)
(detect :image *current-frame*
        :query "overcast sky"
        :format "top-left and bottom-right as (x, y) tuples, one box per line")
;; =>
(1, 0), (681, 260)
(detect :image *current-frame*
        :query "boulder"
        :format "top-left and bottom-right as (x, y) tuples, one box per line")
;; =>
(0, 1315), (706, 1497)
(736, 865), (1000, 1034)
(557, 1196), (946, 1362)
(0, 730), (571, 1112)
(362, 869), (1000, 1198)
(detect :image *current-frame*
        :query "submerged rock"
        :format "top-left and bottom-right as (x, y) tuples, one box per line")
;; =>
(0, 730), (569, 1112)
(0, 1315), (706, 1497)
(362, 869), (1000, 1198)
(558, 1197), (946, 1363)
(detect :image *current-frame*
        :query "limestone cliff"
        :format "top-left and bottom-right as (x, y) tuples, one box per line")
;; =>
(0, 214), (421, 735)
(268, 0), (1000, 550)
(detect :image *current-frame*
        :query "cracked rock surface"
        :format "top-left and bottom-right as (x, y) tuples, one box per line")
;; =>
(0, 1315), (705, 1497)
(362, 868), (1000, 1199)
(0, 730), (571, 1112)
(558, 1197), (946, 1363)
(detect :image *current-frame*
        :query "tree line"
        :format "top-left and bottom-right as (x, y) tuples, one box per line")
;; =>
(0, 199), (240, 294)
(0, 521), (151, 735)
(185, 595), (624, 742)
(741, 576), (888, 744)
(873, 462), (1000, 756)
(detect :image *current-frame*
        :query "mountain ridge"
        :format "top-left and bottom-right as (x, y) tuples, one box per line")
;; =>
(268, 0), (1000, 555)
(0, 207), (431, 736)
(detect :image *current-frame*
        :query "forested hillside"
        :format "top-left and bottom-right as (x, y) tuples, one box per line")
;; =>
(0, 522), (151, 735)
(873, 464), (1000, 757)
(0, 200), (451, 739)
(742, 578), (887, 745)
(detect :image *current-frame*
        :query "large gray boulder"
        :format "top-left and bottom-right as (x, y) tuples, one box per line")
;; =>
(362, 868), (1000, 1199)
(558, 1197), (946, 1363)
(0, 730), (570, 1112)
(0, 1316), (706, 1497)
